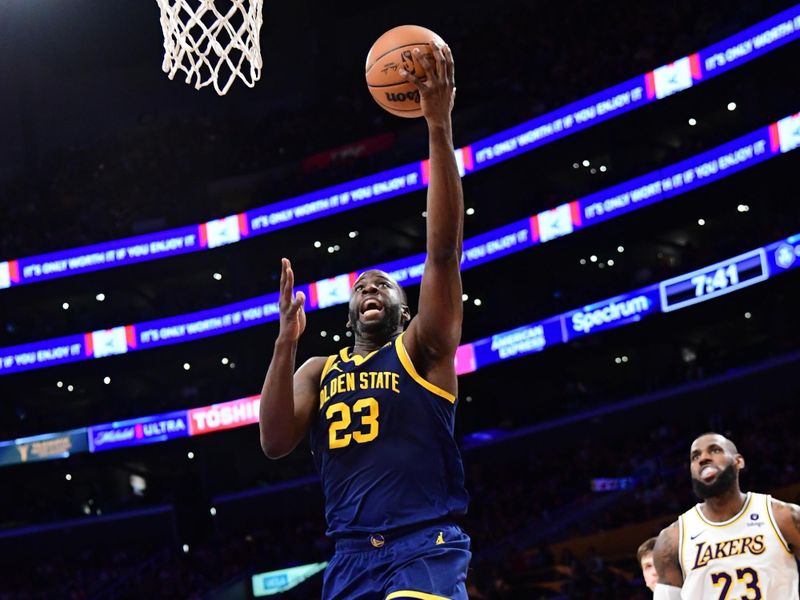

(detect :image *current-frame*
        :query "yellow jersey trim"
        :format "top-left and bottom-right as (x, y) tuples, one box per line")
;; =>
(319, 355), (338, 408)
(338, 344), (385, 366)
(694, 492), (753, 527)
(320, 355), (338, 383)
(394, 333), (456, 403)
(765, 494), (793, 556)
(385, 591), (451, 600)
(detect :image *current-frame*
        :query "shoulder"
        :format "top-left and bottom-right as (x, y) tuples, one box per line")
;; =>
(296, 355), (330, 383)
(653, 520), (684, 585)
(770, 497), (800, 534)
(655, 520), (680, 550)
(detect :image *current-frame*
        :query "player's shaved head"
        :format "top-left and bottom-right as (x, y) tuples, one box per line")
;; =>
(692, 432), (738, 455)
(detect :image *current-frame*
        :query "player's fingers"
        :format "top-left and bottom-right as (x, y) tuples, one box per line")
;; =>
(444, 44), (455, 85)
(279, 259), (290, 305)
(430, 40), (447, 80)
(295, 291), (306, 308)
(399, 65), (425, 89)
(414, 46), (437, 81)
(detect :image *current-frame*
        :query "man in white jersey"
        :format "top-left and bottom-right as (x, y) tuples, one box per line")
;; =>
(652, 432), (800, 599)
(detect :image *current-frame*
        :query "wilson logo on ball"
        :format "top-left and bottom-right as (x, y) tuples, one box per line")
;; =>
(385, 90), (420, 103)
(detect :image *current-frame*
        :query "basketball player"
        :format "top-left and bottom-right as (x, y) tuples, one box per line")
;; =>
(259, 41), (471, 600)
(652, 432), (800, 599)
(637, 537), (658, 592)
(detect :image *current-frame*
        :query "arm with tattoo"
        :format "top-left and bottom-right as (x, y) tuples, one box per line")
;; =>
(653, 521), (684, 586)
(771, 498), (800, 557)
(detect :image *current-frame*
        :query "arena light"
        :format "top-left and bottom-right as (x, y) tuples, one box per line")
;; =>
(688, 117), (697, 126)
(607, 259), (615, 266)
(599, 165), (607, 172)
(466, 207), (475, 215)
(62, 302), (69, 310)
(213, 272), (223, 281)
(187, 451), (195, 460)
(96, 293), (105, 302)
(183, 363), (191, 371)
(221, 357), (229, 365)
(728, 101), (737, 111)
(737, 204), (750, 212)
(745, 312), (752, 319)
(348, 231), (358, 239)
(210, 507), (217, 516)
(582, 159), (590, 167)
(617, 246), (625, 253)
(57, 381), (63, 388)
(698, 218), (706, 226)
(314, 241), (321, 248)
(473, 298), (482, 306)
(65, 473), (72, 481)
(332, 334), (340, 342)
(103, 376), (111, 385)
(590, 255), (598, 262)
(3, 8), (798, 293)
(67, 385), (74, 392)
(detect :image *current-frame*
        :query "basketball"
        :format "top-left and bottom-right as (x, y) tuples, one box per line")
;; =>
(365, 25), (446, 118)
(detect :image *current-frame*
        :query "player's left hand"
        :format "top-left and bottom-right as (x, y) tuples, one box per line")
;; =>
(399, 40), (455, 125)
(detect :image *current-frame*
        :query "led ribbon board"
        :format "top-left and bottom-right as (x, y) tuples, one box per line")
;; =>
(1, 232), (798, 466)
(1, 114), (798, 376)
(1, 5), (798, 289)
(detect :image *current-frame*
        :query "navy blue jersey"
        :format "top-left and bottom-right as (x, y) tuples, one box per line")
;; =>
(310, 332), (468, 537)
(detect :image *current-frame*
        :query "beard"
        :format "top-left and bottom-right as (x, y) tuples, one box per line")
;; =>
(691, 462), (738, 500)
(348, 303), (404, 341)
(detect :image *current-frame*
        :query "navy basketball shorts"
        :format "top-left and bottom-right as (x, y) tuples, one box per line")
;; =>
(322, 522), (471, 600)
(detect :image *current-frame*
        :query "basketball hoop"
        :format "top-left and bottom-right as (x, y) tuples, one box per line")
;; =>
(156, 0), (264, 96)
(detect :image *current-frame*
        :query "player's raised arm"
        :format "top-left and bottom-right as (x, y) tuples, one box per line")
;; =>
(652, 522), (684, 598)
(771, 498), (800, 557)
(259, 258), (325, 459)
(400, 42), (463, 369)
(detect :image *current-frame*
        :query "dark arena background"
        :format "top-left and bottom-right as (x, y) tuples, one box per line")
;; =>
(1, 0), (799, 598)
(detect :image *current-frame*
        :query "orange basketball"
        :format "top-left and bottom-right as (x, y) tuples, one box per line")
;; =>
(365, 25), (446, 118)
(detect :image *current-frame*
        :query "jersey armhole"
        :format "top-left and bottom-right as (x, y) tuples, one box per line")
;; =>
(395, 333), (456, 403)
(765, 494), (793, 556)
(319, 355), (338, 384)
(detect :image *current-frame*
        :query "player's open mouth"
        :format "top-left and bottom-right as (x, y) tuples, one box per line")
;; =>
(361, 299), (384, 318)
(700, 466), (719, 481)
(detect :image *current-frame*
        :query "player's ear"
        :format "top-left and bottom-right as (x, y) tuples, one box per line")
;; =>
(401, 304), (411, 325)
(736, 454), (745, 471)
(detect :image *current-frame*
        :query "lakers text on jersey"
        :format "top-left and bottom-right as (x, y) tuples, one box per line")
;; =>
(678, 492), (799, 599)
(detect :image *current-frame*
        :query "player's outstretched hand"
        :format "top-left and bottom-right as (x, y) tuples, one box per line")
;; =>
(278, 258), (306, 342)
(399, 40), (455, 125)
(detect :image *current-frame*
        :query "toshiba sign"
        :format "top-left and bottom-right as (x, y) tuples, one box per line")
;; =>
(188, 395), (261, 435)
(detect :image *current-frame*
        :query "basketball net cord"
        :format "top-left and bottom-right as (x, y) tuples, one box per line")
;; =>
(157, 0), (263, 95)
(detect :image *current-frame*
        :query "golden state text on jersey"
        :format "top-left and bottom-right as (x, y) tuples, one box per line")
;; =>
(310, 333), (468, 536)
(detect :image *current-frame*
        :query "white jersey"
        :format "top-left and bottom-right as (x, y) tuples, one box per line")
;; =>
(678, 492), (798, 599)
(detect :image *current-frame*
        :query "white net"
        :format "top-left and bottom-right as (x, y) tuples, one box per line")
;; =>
(156, 0), (264, 96)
